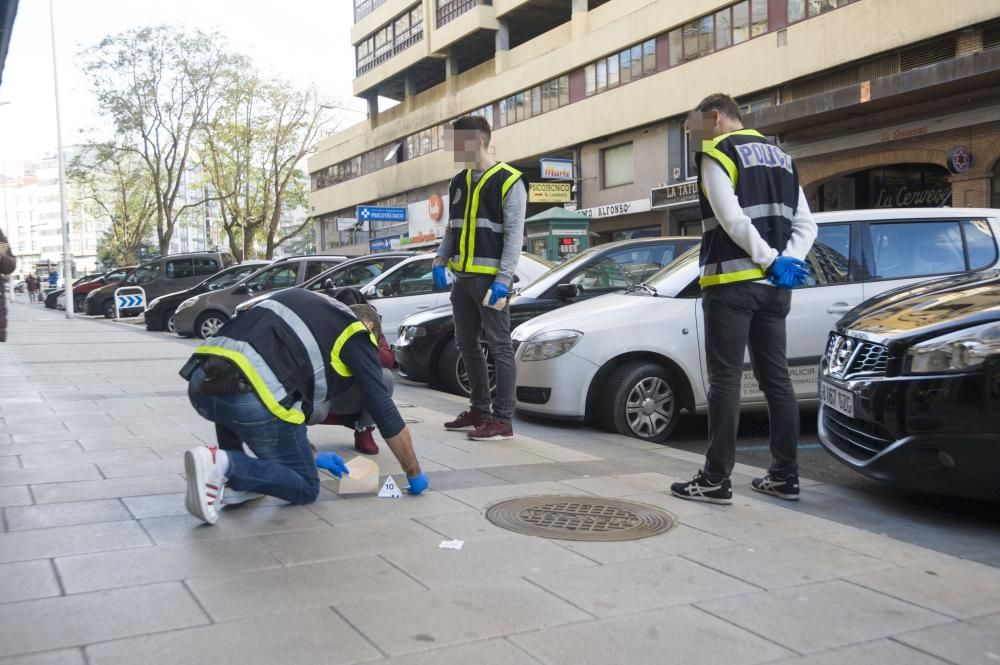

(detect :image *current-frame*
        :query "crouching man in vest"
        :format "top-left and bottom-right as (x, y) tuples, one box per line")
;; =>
(432, 115), (527, 441)
(671, 93), (817, 505)
(178, 288), (428, 525)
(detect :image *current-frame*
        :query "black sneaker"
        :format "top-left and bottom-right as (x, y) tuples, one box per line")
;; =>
(751, 474), (800, 501)
(671, 471), (732, 505)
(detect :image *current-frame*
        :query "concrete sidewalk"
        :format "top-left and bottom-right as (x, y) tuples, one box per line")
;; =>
(1, 301), (998, 665)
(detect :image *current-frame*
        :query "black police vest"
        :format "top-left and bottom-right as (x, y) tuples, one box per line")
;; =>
(186, 289), (376, 425)
(696, 129), (800, 287)
(445, 162), (523, 275)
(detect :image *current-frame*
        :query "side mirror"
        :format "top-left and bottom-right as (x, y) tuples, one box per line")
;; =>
(323, 278), (335, 289)
(512, 274), (520, 284)
(556, 283), (580, 300)
(234, 284), (249, 295)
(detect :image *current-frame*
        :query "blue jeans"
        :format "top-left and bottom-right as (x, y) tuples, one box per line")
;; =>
(188, 368), (320, 505)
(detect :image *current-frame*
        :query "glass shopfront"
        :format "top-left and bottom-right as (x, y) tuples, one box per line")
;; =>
(814, 164), (952, 212)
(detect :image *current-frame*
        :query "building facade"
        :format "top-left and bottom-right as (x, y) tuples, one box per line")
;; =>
(309, 0), (1000, 254)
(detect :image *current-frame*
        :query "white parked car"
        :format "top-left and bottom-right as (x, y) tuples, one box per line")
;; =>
(362, 252), (551, 344)
(512, 208), (1000, 442)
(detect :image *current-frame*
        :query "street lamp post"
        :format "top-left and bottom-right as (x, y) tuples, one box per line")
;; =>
(48, 0), (73, 319)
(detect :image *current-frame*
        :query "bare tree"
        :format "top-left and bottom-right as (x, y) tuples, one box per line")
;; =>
(82, 25), (235, 255)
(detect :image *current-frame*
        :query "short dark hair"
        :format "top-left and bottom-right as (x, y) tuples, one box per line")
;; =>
(334, 287), (368, 306)
(451, 115), (492, 146)
(695, 93), (743, 123)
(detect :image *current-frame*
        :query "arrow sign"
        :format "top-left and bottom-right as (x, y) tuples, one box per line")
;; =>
(117, 294), (145, 308)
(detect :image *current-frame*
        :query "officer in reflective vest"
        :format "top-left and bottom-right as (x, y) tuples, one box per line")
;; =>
(432, 115), (526, 442)
(671, 93), (817, 506)
(178, 288), (428, 525)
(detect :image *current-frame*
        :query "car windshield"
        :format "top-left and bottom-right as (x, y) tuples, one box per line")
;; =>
(204, 265), (260, 291)
(645, 246), (701, 294)
(518, 246), (610, 298)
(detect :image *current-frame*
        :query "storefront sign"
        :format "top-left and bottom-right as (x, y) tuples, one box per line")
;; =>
(556, 228), (588, 236)
(428, 194), (444, 221)
(879, 126), (928, 143)
(336, 217), (363, 231)
(650, 181), (699, 209)
(399, 231), (439, 245)
(873, 179), (951, 208)
(540, 158), (574, 181)
(946, 146), (973, 174)
(526, 231), (550, 239)
(529, 182), (572, 203)
(577, 198), (652, 219)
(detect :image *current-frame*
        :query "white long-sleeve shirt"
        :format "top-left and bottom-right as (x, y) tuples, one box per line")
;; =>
(701, 158), (818, 271)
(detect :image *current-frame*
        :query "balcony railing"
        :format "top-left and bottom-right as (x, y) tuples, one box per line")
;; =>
(354, 0), (390, 23)
(436, 0), (492, 28)
(356, 29), (425, 77)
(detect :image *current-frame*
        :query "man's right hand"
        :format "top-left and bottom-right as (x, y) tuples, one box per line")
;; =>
(767, 256), (810, 289)
(432, 266), (449, 290)
(316, 452), (350, 478)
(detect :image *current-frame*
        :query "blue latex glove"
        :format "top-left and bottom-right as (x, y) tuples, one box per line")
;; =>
(432, 265), (449, 290)
(767, 256), (810, 289)
(487, 281), (509, 306)
(407, 472), (429, 495)
(316, 452), (350, 478)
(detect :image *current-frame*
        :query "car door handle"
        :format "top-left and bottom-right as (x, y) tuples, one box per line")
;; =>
(826, 302), (854, 314)
(416, 305), (431, 310)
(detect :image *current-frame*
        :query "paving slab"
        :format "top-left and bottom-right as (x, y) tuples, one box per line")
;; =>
(4, 499), (132, 531)
(510, 605), (792, 665)
(259, 516), (443, 565)
(848, 559), (1000, 619)
(84, 608), (380, 665)
(0, 466), (103, 487)
(335, 578), (592, 656)
(439, 480), (595, 511)
(0, 560), (61, 603)
(305, 491), (473, 525)
(527, 554), (758, 617)
(895, 612), (1000, 665)
(16, 448), (159, 469)
(0, 485), (32, 508)
(138, 505), (325, 544)
(187, 555), (425, 621)
(0, 521), (152, 564)
(0, 582), (208, 657)
(30, 475), (186, 504)
(766, 639), (952, 665)
(0, 650), (86, 665)
(55, 535), (282, 593)
(697, 579), (952, 653)
(376, 639), (540, 665)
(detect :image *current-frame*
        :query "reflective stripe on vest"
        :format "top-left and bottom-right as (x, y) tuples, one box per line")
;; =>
(330, 321), (378, 378)
(699, 257), (766, 287)
(195, 339), (306, 425)
(255, 299), (328, 420)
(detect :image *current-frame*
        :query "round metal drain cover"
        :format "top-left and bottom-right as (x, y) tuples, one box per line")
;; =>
(485, 495), (676, 542)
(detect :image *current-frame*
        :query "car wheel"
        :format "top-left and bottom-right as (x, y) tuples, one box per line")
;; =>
(601, 362), (681, 443)
(73, 294), (86, 312)
(195, 311), (227, 339)
(163, 308), (177, 334)
(436, 338), (496, 397)
(101, 299), (116, 319)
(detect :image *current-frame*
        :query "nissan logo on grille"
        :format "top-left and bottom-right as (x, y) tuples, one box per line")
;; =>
(825, 333), (890, 379)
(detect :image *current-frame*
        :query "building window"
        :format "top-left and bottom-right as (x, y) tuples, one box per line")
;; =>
(751, 0), (768, 36)
(788, 0), (806, 22)
(356, 4), (424, 76)
(586, 40), (656, 96)
(595, 59), (607, 93)
(683, 124), (697, 180)
(807, 0), (851, 18)
(668, 29), (683, 66)
(642, 39), (656, 74)
(584, 65), (596, 97)
(607, 54), (619, 88)
(683, 16), (714, 62)
(733, 1), (750, 44)
(602, 143), (634, 189)
(715, 8), (732, 49)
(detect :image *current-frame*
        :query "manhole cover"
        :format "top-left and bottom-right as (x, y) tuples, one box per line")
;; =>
(485, 496), (676, 542)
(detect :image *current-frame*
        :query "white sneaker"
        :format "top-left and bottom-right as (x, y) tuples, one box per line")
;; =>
(222, 486), (264, 505)
(184, 446), (226, 524)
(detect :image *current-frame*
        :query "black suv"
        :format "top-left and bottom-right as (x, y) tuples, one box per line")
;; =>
(818, 270), (1000, 500)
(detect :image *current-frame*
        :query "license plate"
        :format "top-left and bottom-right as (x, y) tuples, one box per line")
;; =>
(820, 380), (855, 418)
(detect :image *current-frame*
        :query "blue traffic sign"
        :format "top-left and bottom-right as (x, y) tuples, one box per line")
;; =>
(357, 206), (407, 223)
(116, 294), (145, 308)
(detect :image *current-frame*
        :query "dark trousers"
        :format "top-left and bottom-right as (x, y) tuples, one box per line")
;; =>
(450, 274), (516, 423)
(702, 281), (799, 480)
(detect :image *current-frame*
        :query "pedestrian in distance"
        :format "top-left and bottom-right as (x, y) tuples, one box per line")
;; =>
(47, 270), (58, 289)
(25, 273), (39, 303)
(0, 228), (16, 343)
(433, 114), (527, 441)
(671, 93), (817, 505)
(179, 288), (429, 525)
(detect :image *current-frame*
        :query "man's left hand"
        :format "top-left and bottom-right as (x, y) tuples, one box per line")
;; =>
(316, 452), (350, 477)
(487, 281), (509, 306)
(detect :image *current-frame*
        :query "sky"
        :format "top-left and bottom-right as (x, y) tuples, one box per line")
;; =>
(0, 0), (365, 174)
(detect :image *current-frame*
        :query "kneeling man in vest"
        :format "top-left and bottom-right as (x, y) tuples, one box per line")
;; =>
(179, 288), (428, 524)
(671, 93), (817, 505)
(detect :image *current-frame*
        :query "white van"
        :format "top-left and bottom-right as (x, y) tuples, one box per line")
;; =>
(512, 208), (1000, 442)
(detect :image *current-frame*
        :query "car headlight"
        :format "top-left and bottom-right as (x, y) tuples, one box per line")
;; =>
(176, 296), (199, 313)
(906, 322), (1000, 374)
(396, 325), (426, 347)
(520, 330), (582, 362)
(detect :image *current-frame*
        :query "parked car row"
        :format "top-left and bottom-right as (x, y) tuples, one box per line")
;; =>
(395, 207), (1000, 500)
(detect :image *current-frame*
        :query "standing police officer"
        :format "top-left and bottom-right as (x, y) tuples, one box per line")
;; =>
(672, 93), (817, 505)
(433, 115), (526, 441)
(179, 288), (428, 525)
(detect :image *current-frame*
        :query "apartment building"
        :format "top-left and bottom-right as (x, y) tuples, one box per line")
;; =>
(309, 0), (1000, 254)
